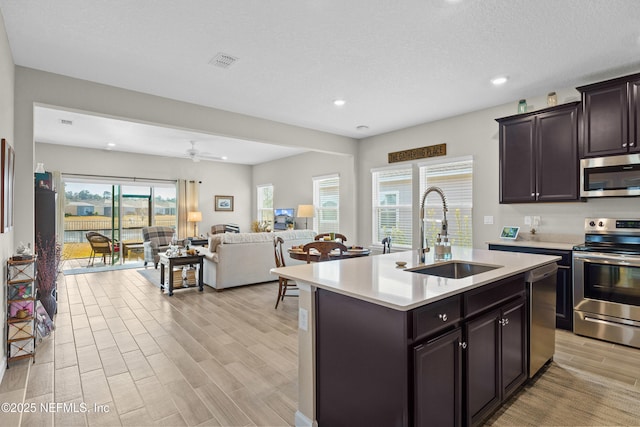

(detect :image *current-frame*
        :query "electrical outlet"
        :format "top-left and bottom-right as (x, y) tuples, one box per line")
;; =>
(524, 216), (532, 225)
(298, 308), (308, 331)
(484, 216), (494, 225)
(532, 216), (541, 226)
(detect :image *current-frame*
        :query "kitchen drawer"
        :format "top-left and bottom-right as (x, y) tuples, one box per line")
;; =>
(464, 275), (525, 318)
(412, 295), (462, 342)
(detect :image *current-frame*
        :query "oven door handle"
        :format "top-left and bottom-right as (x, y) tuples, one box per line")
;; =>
(574, 252), (640, 267)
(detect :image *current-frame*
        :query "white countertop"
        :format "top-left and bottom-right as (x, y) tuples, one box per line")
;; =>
(486, 232), (583, 251)
(272, 247), (560, 311)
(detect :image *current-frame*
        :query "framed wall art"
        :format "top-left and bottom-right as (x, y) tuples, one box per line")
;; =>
(214, 195), (234, 212)
(1, 139), (15, 233)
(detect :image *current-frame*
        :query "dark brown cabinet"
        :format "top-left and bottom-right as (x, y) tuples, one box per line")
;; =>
(35, 188), (56, 247)
(488, 244), (573, 330)
(316, 274), (528, 427)
(414, 328), (462, 427)
(497, 102), (580, 203)
(578, 73), (640, 157)
(465, 288), (527, 426)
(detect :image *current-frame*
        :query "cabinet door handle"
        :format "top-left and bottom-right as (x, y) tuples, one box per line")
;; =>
(459, 341), (467, 349)
(501, 318), (509, 326)
(536, 192), (540, 197)
(623, 143), (628, 148)
(438, 313), (448, 322)
(631, 142), (636, 147)
(531, 192), (535, 197)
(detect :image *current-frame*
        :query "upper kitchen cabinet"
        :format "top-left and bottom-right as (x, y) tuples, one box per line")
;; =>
(578, 73), (640, 157)
(496, 102), (580, 204)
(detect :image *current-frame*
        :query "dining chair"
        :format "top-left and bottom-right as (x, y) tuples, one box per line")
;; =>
(382, 236), (392, 254)
(86, 231), (118, 267)
(314, 233), (348, 243)
(273, 236), (298, 308)
(303, 241), (348, 263)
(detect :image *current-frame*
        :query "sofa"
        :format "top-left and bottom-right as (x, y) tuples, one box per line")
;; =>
(142, 226), (176, 268)
(199, 230), (316, 290)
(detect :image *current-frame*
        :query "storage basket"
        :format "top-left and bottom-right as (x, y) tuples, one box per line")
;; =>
(185, 268), (197, 286)
(10, 300), (34, 319)
(9, 284), (32, 300)
(10, 338), (34, 357)
(8, 262), (35, 282)
(8, 320), (33, 340)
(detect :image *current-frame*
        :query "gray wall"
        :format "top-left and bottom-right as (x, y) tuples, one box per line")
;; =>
(252, 151), (357, 240)
(0, 10), (15, 376)
(35, 143), (253, 233)
(357, 88), (640, 249)
(14, 67), (357, 246)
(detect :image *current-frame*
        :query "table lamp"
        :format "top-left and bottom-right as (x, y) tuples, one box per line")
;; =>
(187, 211), (202, 237)
(296, 204), (315, 230)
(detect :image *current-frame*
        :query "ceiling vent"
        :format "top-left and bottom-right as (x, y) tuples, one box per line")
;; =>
(209, 52), (239, 69)
(60, 119), (73, 125)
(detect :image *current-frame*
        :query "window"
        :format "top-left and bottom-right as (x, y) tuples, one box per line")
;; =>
(256, 184), (273, 225)
(372, 167), (413, 248)
(313, 174), (339, 233)
(419, 157), (473, 247)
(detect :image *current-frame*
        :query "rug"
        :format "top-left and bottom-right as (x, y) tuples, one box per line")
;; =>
(63, 261), (145, 275)
(136, 268), (162, 288)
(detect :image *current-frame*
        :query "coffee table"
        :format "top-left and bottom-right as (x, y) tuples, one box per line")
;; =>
(158, 253), (204, 296)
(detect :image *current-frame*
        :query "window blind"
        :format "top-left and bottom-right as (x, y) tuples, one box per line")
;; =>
(313, 175), (340, 233)
(256, 184), (273, 224)
(419, 158), (473, 247)
(372, 167), (413, 248)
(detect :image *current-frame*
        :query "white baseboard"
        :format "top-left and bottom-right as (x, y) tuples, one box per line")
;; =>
(0, 355), (6, 385)
(295, 410), (316, 427)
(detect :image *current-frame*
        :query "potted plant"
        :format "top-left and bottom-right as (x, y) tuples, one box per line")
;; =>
(36, 234), (62, 319)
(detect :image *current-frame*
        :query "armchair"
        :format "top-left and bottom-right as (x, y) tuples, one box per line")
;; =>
(142, 226), (175, 268)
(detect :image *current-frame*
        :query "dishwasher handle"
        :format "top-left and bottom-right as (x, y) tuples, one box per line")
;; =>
(525, 263), (558, 283)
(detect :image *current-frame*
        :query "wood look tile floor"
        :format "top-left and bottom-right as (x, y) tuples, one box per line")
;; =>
(1, 265), (639, 426)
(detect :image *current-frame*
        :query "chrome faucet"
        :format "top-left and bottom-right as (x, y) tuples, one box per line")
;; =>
(419, 186), (448, 263)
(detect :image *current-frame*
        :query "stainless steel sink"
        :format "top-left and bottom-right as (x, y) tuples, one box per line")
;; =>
(406, 261), (500, 279)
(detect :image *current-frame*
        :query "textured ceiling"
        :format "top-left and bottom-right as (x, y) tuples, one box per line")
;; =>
(33, 106), (307, 165)
(3, 0), (640, 159)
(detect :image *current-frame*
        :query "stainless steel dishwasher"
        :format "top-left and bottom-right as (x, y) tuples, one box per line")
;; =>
(526, 262), (558, 377)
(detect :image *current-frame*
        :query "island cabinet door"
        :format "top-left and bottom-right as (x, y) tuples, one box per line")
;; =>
(465, 308), (501, 427)
(316, 289), (409, 427)
(500, 296), (528, 399)
(413, 328), (462, 427)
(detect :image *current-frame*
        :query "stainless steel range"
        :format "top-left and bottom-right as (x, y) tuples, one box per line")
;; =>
(573, 218), (640, 348)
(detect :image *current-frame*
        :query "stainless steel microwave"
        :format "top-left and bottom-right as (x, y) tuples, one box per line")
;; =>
(580, 153), (640, 197)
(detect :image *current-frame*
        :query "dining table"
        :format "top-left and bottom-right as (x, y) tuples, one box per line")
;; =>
(288, 246), (371, 262)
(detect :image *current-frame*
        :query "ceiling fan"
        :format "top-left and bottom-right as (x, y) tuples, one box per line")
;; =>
(184, 140), (226, 162)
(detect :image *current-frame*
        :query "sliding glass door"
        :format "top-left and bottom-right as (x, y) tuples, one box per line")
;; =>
(62, 177), (176, 267)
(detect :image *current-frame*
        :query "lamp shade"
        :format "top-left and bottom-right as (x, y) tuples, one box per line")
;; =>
(187, 211), (202, 222)
(296, 204), (315, 218)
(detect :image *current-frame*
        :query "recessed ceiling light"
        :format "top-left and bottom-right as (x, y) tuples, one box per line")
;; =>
(491, 76), (508, 86)
(333, 99), (346, 107)
(107, 142), (116, 147)
(356, 125), (369, 131)
(221, 156), (228, 160)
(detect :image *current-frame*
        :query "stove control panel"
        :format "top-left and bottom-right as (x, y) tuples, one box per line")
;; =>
(585, 218), (640, 234)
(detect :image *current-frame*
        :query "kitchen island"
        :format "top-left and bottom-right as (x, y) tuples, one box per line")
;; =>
(272, 247), (560, 427)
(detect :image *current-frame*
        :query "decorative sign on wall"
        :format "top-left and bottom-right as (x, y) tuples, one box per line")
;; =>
(388, 143), (447, 164)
